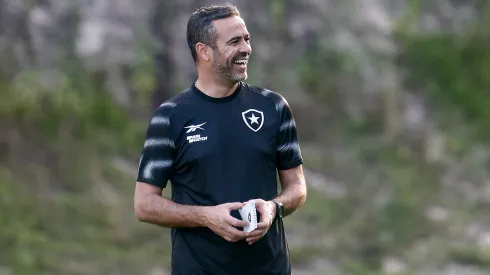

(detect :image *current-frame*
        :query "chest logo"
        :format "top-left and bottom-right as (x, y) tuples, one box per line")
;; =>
(184, 122), (206, 133)
(184, 122), (208, 143)
(242, 109), (264, 132)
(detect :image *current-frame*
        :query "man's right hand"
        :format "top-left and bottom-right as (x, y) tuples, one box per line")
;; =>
(203, 202), (250, 242)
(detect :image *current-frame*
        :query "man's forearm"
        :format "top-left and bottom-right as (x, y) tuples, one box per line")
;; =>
(274, 181), (307, 217)
(135, 194), (208, 228)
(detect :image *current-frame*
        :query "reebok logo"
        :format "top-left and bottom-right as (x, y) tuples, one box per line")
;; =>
(184, 122), (206, 133)
(185, 122), (208, 144)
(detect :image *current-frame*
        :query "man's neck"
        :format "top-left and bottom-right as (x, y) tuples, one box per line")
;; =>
(195, 76), (239, 98)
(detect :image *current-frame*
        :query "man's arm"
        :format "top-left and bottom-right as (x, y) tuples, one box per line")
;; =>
(272, 164), (307, 217)
(134, 181), (250, 242)
(245, 165), (306, 245)
(134, 181), (208, 227)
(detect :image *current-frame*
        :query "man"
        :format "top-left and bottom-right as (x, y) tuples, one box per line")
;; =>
(134, 3), (307, 275)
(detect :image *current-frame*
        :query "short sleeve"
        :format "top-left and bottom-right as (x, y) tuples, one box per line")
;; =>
(136, 102), (177, 188)
(275, 95), (304, 170)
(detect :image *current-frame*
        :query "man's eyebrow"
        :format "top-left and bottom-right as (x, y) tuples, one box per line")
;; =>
(226, 34), (250, 43)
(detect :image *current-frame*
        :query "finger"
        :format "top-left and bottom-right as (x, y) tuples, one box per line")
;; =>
(256, 221), (269, 230)
(246, 228), (265, 239)
(225, 234), (245, 242)
(226, 202), (246, 210)
(252, 199), (262, 205)
(227, 216), (249, 228)
(243, 199), (255, 204)
(247, 233), (267, 245)
(254, 200), (267, 215)
(247, 237), (260, 244)
(246, 223), (269, 243)
(226, 227), (248, 241)
(226, 223), (248, 235)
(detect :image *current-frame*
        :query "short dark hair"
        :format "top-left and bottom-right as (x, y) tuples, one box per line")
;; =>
(186, 3), (240, 63)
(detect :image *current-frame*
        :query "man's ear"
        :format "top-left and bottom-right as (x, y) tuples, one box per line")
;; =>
(196, 43), (211, 62)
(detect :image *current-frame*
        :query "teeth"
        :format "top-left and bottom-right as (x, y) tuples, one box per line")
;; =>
(234, 60), (248, 65)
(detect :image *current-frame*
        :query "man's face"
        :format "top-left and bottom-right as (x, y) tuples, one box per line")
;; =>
(210, 16), (252, 84)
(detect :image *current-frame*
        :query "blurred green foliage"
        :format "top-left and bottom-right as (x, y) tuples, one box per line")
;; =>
(0, 66), (171, 274)
(293, 4), (490, 274)
(397, 29), (490, 140)
(0, 70), (144, 156)
(0, 167), (174, 275)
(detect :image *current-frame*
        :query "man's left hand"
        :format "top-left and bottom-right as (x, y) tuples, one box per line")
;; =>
(246, 199), (276, 245)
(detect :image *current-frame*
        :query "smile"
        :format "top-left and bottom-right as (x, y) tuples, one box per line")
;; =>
(234, 60), (248, 65)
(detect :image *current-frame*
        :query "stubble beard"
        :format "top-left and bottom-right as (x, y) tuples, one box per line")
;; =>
(212, 53), (247, 85)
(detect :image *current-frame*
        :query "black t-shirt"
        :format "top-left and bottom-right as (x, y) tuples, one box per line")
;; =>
(136, 82), (303, 275)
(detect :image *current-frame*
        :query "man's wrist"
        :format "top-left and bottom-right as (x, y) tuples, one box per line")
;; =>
(194, 206), (210, 227)
(271, 199), (284, 220)
(268, 200), (277, 219)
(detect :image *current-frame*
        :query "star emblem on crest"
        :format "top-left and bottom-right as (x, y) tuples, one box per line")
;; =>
(248, 113), (260, 124)
(242, 109), (264, 132)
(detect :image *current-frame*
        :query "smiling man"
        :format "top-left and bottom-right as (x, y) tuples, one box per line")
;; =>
(134, 4), (307, 275)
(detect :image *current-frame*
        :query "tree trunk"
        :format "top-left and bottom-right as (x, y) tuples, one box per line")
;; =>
(149, 0), (176, 109)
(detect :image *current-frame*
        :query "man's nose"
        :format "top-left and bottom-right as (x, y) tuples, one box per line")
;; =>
(240, 41), (252, 55)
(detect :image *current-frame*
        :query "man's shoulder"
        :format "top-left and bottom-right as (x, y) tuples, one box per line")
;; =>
(242, 82), (290, 110)
(154, 87), (195, 115)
